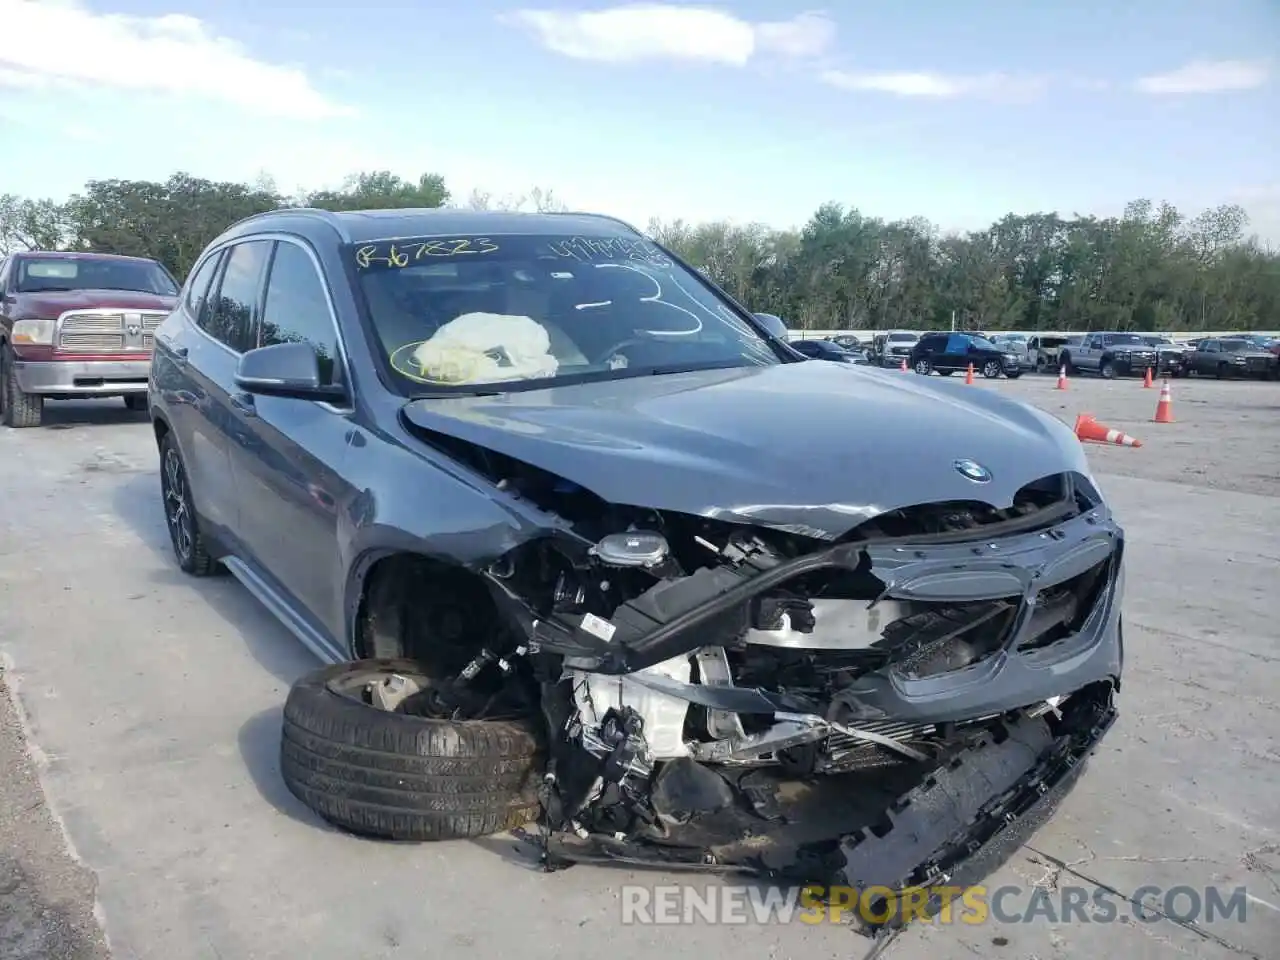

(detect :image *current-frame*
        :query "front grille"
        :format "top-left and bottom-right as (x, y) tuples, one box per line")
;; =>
(56, 309), (169, 354)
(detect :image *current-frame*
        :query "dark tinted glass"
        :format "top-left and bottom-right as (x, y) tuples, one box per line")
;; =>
(261, 242), (341, 385)
(16, 256), (178, 295)
(184, 252), (222, 322)
(201, 240), (271, 352)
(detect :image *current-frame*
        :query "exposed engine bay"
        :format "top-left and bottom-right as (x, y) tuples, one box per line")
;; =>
(383, 438), (1124, 923)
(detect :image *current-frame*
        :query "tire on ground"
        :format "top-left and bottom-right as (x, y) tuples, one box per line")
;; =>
(280, 658), (545, 841)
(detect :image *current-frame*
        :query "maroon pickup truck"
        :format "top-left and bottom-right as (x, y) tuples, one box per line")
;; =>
(0, 250), (180, 427)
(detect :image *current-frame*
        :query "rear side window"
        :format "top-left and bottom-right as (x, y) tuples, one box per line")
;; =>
(945, 333), (970, 352)
(184, 251), (223, 322)
(201, 240), (271, 353)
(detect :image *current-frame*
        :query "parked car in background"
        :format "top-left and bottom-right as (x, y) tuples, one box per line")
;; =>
(1058, 332), (1158, 379)
(910, 332), (1023, 379)
(829, 333), (861, 351)
(1027, 334), (1073, 372)
(0, 250), (180, 427)
(1140, 335), (1190, 377)
(988, 333), (1030, 363)
(789, 339), (867, 364)
(873, 330), (920, 367)
(1184, 338), (1279, 379)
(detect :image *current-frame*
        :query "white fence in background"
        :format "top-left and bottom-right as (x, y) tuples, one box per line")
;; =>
(788, 329), (1280, 341)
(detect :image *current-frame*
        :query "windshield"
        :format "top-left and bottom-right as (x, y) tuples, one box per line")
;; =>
(15, 256), (178, 295)
(970, 336), (1000, 351)
(1219, 340), (1252, 353)
(887, 333), (917, 342)
(349, 233), (782, 393)
(1110, 334), (1145, 345)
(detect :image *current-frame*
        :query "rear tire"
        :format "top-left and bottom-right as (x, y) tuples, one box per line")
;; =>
(158, 431), (216, 576)
(1, 343), (44, 428)
(280, 659), (544, 841)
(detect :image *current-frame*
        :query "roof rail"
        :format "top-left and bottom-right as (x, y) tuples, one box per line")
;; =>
(546, 210), (645, 235)
(224, 206), (345, 232)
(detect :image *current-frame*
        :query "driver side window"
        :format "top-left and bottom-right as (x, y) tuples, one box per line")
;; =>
(259, 241), (342, 387)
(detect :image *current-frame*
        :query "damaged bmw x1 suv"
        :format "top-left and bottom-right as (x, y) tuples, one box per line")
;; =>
(149, 208), (1122, 929)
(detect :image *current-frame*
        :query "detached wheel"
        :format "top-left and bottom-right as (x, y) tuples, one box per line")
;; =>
(913, 358), (932, 375)
(1, 343), (44, 428)
(280, 659), (544, 841)
(981, 360), (1001, 379)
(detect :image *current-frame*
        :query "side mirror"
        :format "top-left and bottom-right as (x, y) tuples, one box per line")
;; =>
(234, 341), (345, 401)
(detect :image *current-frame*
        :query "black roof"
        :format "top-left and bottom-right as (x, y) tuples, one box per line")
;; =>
(224, 207), (643, 245)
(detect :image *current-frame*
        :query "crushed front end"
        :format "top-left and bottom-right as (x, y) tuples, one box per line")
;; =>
(477, 465), (1123, 923)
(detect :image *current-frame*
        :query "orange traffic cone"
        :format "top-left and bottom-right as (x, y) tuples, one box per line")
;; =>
(1142, 367), (1153, 388)
(1074, 413), (1143, 447)
(1152, 379), (1174, 423)
(900, 358), (908, 372)
(965, 363), (975, 384)
(1056, 365), (1068, 390)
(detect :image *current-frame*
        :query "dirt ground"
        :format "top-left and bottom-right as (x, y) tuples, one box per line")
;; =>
(1, 372), (1277, 960)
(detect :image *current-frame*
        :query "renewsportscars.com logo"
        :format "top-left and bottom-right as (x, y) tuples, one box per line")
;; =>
(620, 883), (1253, 926)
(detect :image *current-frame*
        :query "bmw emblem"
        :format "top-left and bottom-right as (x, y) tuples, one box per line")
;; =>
(953, 459), (992, 483)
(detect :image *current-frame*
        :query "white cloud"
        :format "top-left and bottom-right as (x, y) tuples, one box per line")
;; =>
(501, 4), (834, 65)
(0, 0), (352, 119)
(821, 69), (1044, 101)
(1136, 59), (1271, 94)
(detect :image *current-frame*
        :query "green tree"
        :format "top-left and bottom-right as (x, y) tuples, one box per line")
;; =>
(303, 171), (449, 212)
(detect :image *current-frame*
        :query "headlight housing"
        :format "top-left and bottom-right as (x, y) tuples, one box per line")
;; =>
(11, 318), (55, 346)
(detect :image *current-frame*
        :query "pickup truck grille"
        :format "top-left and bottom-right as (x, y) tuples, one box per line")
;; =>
(56, 310), (168, 354)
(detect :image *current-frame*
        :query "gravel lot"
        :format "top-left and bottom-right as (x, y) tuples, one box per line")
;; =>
(1, 373), (1277, 960)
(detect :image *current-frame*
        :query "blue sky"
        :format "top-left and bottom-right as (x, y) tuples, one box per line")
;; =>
(1, 0), (1277, 240)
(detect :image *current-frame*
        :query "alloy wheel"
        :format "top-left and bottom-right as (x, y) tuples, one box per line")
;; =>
(162, 447), (194, 563)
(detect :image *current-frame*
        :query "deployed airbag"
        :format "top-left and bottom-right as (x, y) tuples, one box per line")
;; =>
(412, 312), (559, 383)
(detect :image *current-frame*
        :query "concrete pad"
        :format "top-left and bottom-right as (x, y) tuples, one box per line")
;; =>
(1, 380), (1277, 960)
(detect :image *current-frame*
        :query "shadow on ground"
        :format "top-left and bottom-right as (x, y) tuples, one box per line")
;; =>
(110, 473), (318, 688)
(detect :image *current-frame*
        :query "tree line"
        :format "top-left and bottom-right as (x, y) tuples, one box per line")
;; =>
(2, 171), (1276, 333)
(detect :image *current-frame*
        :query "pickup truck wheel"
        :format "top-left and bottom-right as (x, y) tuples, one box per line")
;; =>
(158, 432), (215, 576)
(1, 344), (44, 428)
(1099, 358), (1117, 379)
(280, 659), (544, 841)
(981, 360), (1001, 379)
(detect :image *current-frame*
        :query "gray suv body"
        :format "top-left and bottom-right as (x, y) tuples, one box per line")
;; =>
(147, 207), (1123, 897)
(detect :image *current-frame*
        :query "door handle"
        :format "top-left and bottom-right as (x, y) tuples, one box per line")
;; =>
(230, 392), (257, 417)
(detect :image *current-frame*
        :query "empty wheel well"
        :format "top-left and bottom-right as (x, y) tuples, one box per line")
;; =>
(354, 553), (504, 676)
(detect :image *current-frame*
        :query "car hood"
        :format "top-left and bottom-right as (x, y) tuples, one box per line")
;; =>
(401, 362), (1089, 540)
(15, 290), (178, 318)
